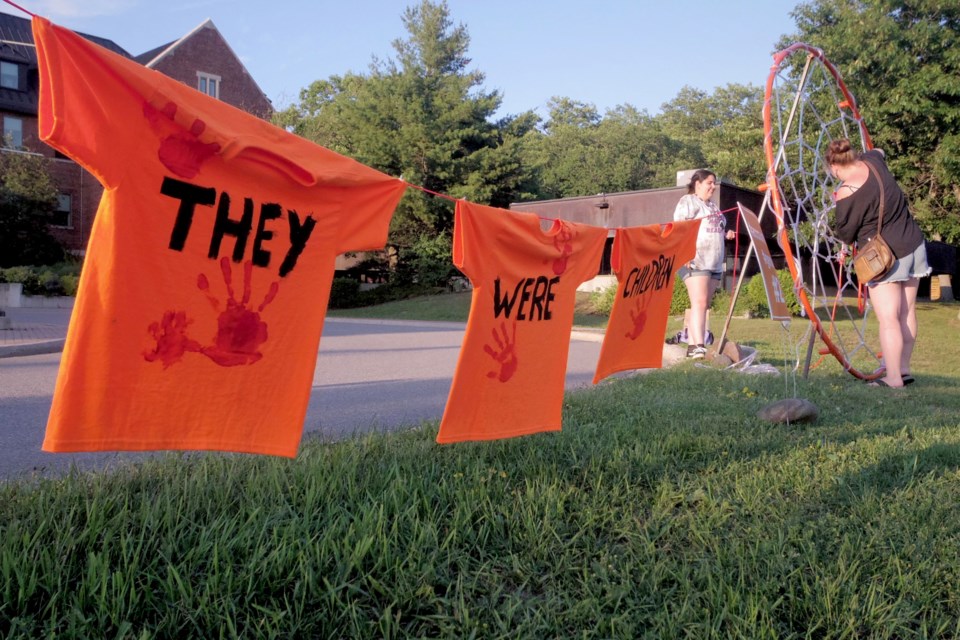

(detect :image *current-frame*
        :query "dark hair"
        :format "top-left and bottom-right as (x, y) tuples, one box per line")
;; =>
(686, 169), (717, 194)
(825, 138), (858, 166)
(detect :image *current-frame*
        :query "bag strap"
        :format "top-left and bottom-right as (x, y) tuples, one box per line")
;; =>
(862, 156), (886, 236)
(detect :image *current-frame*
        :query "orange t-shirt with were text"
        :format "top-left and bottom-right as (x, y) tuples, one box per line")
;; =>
(437, 201), (607, 443)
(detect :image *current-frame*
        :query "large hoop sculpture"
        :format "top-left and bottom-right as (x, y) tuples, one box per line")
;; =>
(762, 43), (883, 380)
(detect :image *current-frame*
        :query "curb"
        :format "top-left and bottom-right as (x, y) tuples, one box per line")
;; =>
(0, 339), (65, 359)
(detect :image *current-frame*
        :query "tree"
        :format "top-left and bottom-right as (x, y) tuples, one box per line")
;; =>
(276, 1), (539, 285)
(657, 83), (766, 188)
(784, 0), (960, 243)
(0, 150), (65, 268)
(527, 98), (687, 199)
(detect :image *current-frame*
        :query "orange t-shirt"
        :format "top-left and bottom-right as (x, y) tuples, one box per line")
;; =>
(437, 201), (607, 443)
(34, 18), (407, 457)
(593, 220), (701, 383)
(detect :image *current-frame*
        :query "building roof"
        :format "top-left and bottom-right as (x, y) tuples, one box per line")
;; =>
(0, 11), (131, 61)
(0, 11), (131, 114)
(133, 18), (270, 107)
(133, 40), (175, 66)
(134, 18), (217, 68)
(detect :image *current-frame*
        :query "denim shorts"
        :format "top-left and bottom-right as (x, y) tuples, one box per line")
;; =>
(678, 266), (722, 281)
(868, 241), (932, 287)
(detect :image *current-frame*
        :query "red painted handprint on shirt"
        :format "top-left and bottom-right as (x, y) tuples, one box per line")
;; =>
(483, 321), (518, 382)
(143, 101), (221, 178)
(551, 222), (575, 275)
(143, 310), (203, 368)
(198, 258), (280, 366)
(144, 258), (279, 368)
(624, 294), (651, 341)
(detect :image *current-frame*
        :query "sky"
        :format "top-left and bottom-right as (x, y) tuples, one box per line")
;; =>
(2, 0), (803, 119)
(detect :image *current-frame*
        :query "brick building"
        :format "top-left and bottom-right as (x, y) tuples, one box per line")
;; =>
(0, 12), (272, 256)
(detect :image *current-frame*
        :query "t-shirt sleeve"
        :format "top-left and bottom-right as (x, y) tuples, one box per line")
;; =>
(610, 230), (624, 277)
(834, 198), (864, 245)
(673, 195), (697, 221)
(334, 180), (407, 254)
(33, 17), (145, 188)
(451, 200), (483, 282)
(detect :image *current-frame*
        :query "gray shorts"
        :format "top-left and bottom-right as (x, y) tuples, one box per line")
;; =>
(678, 266), (722, 281)
(868, 241), (932, 287)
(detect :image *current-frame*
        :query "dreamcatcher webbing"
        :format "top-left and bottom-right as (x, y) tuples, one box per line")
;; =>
(763, 43), (883, 380)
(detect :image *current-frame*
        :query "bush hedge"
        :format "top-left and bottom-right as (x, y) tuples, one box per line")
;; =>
(0, 261), (81, 296)
(328, 278), (445, 310)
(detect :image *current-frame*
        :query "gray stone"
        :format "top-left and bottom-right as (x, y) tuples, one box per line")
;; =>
(711, 354), (734, 367)
(756, 398), (819, 424)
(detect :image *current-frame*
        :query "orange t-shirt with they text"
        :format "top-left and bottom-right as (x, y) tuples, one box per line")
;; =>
(34, 18), (407, 457)
(437, 201), (607, 443)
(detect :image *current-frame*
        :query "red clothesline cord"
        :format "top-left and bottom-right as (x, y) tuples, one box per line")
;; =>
(402, 180), (459, 203)
(1, 0), (35, 17)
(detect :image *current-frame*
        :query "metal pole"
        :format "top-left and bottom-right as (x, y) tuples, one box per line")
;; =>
(771, 54), (815, 176)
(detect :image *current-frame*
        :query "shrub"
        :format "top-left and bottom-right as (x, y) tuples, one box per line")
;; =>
(670, 276), (690, 315)
(61, 274), (80, 296)
(589, 284), (617, 316)
(411, 233), (455, 288)
(39, 270), (65, 296)
(392, 233), (456, 288)
(328, 277), (361, 309)
(1, 266), (41, 295)
(740, 269), (801, 318)
(0, 261), (81, 296)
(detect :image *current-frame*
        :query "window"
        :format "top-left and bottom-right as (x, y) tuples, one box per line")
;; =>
(0, 61), (18, 90)
(2, 116), (23, 148)
(52, 193), (72, 228)
(197, 71), (221, 99)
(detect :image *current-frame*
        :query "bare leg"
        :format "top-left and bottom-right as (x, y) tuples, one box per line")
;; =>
(684, 275), (713, 346)
(900, 277), (920, 375)
(869, 282), (905, 387)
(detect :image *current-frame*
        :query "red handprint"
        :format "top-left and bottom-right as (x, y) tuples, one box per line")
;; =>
(143, 258), (279, 368)
(483, 321), (518, 382)
(143, 310), (203, 368)
(624, 295), (649, 341)
(143, 101), (221, 178)
(198, 258), (279, 366)
(551, 222), (575, 275)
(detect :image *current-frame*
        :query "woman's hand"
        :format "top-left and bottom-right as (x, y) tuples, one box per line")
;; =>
(725, 230), (736, 240)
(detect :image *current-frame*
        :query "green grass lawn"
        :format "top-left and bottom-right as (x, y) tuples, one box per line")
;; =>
(2, 297), (959, 638)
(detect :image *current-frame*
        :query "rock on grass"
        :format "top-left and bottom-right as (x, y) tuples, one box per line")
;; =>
(757, 398), (819, 424)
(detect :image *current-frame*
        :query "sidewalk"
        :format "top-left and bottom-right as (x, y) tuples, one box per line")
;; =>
(0, 306), (71, 358)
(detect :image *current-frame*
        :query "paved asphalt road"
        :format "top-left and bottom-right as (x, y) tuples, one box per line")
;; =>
(0, 317), (607, 481)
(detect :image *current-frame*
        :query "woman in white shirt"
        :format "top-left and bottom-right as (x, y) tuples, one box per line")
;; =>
(673, 169), (735, 359)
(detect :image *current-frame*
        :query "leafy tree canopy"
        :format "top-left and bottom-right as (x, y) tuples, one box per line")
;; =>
(0, 150), (65, 268)
(785, 0), (960, 241)
(276, 1), (540, 284)
(658, 83), (766, 189)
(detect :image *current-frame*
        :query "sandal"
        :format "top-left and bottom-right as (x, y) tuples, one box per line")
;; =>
(866, 379), (904, 388)
(902, 375), (915, 386)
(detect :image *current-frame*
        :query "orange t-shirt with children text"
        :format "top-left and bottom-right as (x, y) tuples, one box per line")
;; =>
(593, 220), (701, 383)
(34, 18), (407, 457)
(437, 201), (607, 443)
